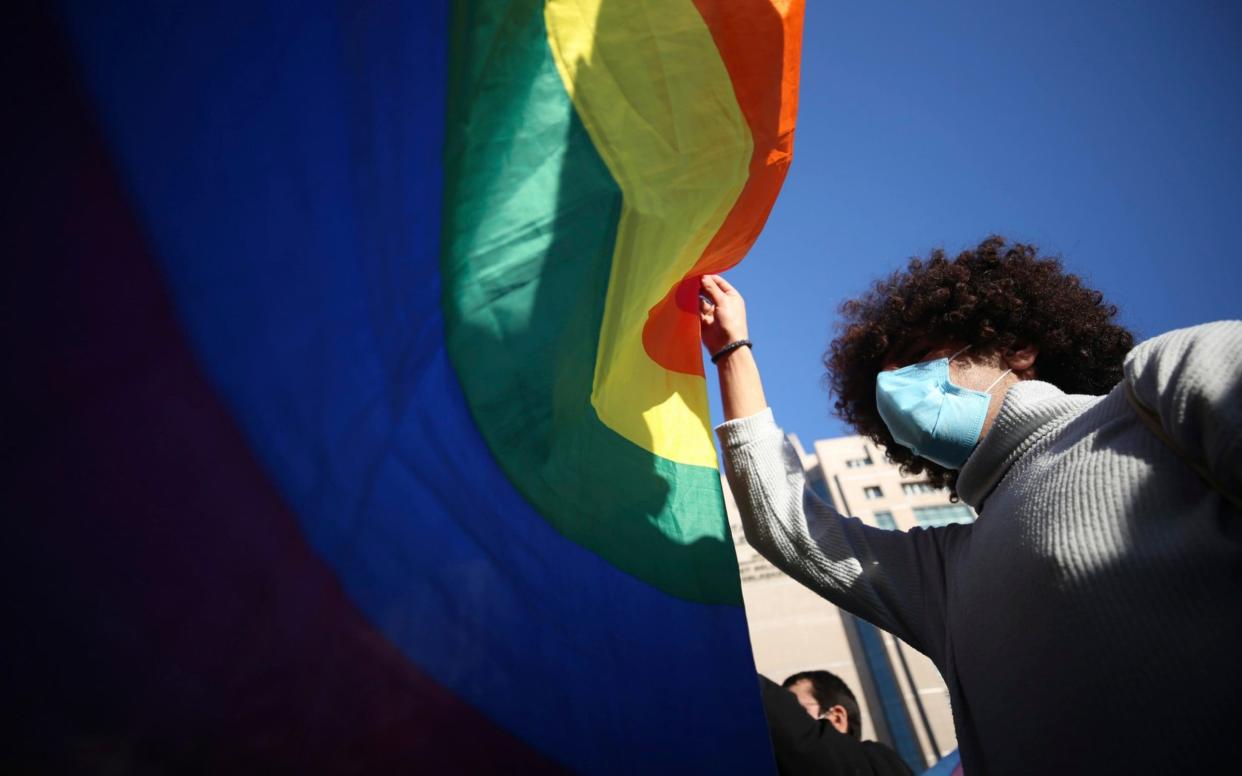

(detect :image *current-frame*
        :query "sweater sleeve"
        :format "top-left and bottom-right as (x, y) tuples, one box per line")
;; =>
(1124, 320), (1242, 502)
(718, 408), (955, 662)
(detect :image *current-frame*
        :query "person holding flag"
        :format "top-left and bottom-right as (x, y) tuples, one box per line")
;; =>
(700, 237), (1242, 774)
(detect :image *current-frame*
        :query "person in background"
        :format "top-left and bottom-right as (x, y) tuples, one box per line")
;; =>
(760, 671), (912, 776)
(702, 237), (1242, 775)
(782, 670), (861, 739)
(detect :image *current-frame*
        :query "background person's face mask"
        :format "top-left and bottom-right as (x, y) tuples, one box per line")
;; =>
(874, 346), (1010, 470)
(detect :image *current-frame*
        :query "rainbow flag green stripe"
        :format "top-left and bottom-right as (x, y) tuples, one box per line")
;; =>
(442, 0), (803, 604)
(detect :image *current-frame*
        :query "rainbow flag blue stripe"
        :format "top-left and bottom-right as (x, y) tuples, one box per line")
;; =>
(8, 1), (803, 771)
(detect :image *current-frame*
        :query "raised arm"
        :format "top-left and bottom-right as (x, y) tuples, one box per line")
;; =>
(699, 276), (956, 661)
(699, 273), (766, 421)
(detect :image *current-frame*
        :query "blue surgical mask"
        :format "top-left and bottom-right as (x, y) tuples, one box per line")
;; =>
(875, 347), (1010, 470)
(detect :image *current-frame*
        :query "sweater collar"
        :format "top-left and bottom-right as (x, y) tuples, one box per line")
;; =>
(956, 380), (1091, 508)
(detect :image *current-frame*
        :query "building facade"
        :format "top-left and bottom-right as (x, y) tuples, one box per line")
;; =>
(725, 433), (973, 771)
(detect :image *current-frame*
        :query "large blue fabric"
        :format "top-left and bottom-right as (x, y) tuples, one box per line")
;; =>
(58, 2), (774, 771)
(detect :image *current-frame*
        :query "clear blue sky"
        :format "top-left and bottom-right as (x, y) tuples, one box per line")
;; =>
(710, 0), (1242, 444)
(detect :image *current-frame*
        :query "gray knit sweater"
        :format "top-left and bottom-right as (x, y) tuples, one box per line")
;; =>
(718, 322), (1242, 775)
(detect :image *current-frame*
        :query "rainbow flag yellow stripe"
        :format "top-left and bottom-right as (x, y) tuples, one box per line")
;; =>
(546, 0), (754, 467)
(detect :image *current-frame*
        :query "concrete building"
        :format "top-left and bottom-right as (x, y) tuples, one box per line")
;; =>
(725, 432), (973, 771)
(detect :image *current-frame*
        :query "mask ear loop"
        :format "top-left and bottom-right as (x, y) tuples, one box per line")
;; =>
(984, 368), (1012, 393)
(952, 345), (1011, 393)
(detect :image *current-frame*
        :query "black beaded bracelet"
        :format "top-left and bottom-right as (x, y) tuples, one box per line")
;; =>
(710, 339), (752, 363)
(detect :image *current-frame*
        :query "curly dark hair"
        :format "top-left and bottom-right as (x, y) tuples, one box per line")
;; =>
(825, 236), (1135, 494)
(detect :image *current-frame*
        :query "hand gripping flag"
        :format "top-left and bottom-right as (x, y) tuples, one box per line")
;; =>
(7, 1), (804, 772)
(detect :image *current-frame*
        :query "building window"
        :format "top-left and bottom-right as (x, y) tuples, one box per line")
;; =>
(872, 510), (897, 531)
(901, 481), (937, 495)
(863, 485), (883, 500)
(845, 454), (873, 468)
(912, 504), (975, 527)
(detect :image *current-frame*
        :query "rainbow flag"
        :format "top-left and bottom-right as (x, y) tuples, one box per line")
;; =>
(8, 1), (804, 771)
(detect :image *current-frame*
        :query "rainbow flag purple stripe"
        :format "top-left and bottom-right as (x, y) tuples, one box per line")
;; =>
(7, 1), (804, 771)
